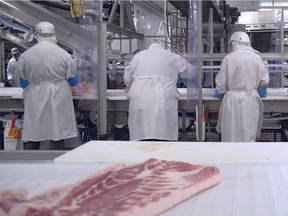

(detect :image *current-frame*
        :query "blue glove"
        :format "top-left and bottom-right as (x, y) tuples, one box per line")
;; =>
(257, 84), (268, 97)
(19, 78), (29, 89)
(213, 89), (225, 99)
(68, 74), (80, 87)
(177, 77), (187, 84)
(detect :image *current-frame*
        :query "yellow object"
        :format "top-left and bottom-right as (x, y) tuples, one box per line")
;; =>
(7, 127), (13, 137)
(14, 128), (22, 139)
(5, 116), (22, 138)
(70, 0), (83, 18)
(11, 127), (17, 137)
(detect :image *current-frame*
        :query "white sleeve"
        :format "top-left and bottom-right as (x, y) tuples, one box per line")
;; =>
(215, 57), (228, 94)
(259, 61), (270, 86)
(6, 60), (13, 80)
(177, 55), (188, 77)
(123, 58), (135, 87)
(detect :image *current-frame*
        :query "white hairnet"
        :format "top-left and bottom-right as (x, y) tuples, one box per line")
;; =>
(229, 31), (250, 44)
(231, 41), (252, 52)
(35, 21), (55, 36)
(35, 21), (57, 44)
(11, 47), (20, 55)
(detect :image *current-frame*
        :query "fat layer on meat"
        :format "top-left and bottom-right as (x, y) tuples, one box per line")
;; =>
(0, 158), (221, 216)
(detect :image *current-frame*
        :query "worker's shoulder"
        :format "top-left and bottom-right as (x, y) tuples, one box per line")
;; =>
(7, 57), (15, 63)
(27, 43), (67, 54)
(134, 47), (176, 58)
(226, 49), (258, 57)
(133, 49), (149, 58)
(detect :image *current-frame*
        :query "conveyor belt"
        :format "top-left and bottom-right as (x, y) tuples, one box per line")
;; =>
(0, 1), (89, 50)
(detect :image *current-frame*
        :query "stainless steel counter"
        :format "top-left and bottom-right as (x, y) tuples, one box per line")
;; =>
(1, 87), (288, 113)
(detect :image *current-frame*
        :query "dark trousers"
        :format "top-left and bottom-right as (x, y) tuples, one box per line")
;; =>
(140, 139), (173, 141)
(50, 140), (65, 150)
(24, 141), (40, 150)
(24, 140), (65, 150)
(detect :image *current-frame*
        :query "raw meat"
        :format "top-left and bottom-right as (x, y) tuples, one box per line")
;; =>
(0, 158), (221, 216)
(71, 82), (91, 96)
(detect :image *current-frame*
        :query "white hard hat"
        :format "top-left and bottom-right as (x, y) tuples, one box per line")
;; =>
(229, 31), (250, 44)
(11, 47), (20, 55)
(35, 21), (55, 36)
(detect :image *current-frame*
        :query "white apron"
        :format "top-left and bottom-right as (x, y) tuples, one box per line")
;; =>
(216, 89), (264, 142)
(127, 75), (179, 141)
(22, 80), (78, 141)
(124, 43), (188, 141)
(16, 38), (79, 142)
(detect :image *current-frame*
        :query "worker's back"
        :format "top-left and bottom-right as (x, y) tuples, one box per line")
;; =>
(131, 46), (181, 81)
(224, 49), (266, 90)
(18, 41), (74, 84)
(123, 43), (188, 141)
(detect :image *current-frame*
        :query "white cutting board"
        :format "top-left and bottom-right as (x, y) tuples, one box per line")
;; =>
(54, 141), (288, 164)
(1, 163), (288, 216)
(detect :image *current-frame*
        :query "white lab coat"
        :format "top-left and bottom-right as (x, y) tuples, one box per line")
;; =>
(123, 43), (187, 141)
(215, 45), (270, 142)
(6, 57), (20, 87)
(16, 36), (78, 142)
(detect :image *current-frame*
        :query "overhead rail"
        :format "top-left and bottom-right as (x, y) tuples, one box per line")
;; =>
(0, 29), (31, 49)
(0, 0), (144, 49)
(168, 0), (225, 23)
(106, 0), (144, 40)
(0, 0), (93, 51)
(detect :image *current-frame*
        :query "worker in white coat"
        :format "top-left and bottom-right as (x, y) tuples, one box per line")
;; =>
(123, 43), (188, 141)
(15, 21), (80, 150)
(6, 47), (21, 87)
(214, 31), (270, 142)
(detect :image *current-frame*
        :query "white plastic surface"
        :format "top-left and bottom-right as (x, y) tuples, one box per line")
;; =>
(54, 141), (288, 164)
(1, 163), (288, 216)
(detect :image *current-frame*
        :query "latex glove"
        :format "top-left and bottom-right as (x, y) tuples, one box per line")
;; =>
(19, 78), (29, 89)
(213, 89), (224, 99)
(177, 77), (187, 84)
(257, 84), (268, 98)
(68, 74), (80, 87)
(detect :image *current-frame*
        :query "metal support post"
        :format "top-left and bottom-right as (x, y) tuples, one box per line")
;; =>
(97, 1), (108, 138)
(197, 0), (203, 141)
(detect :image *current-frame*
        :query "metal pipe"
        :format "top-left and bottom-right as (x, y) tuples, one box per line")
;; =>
(108, 0), (118, 24)
(31, 1), (70, 11)
(0, 40), (4, 81)
(280, 8), (284, 53)
(97, 0), (108, 137)
(197, 0), (203, 141)
(164, 0), (168, 49)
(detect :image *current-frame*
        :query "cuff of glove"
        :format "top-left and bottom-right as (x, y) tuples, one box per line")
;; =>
(68, 74), (80, 87)
(213, 90), (224, 99)
(177, 77), (187, 84)
(19, 78), (29, 89)
(257, 84), (268, 98)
